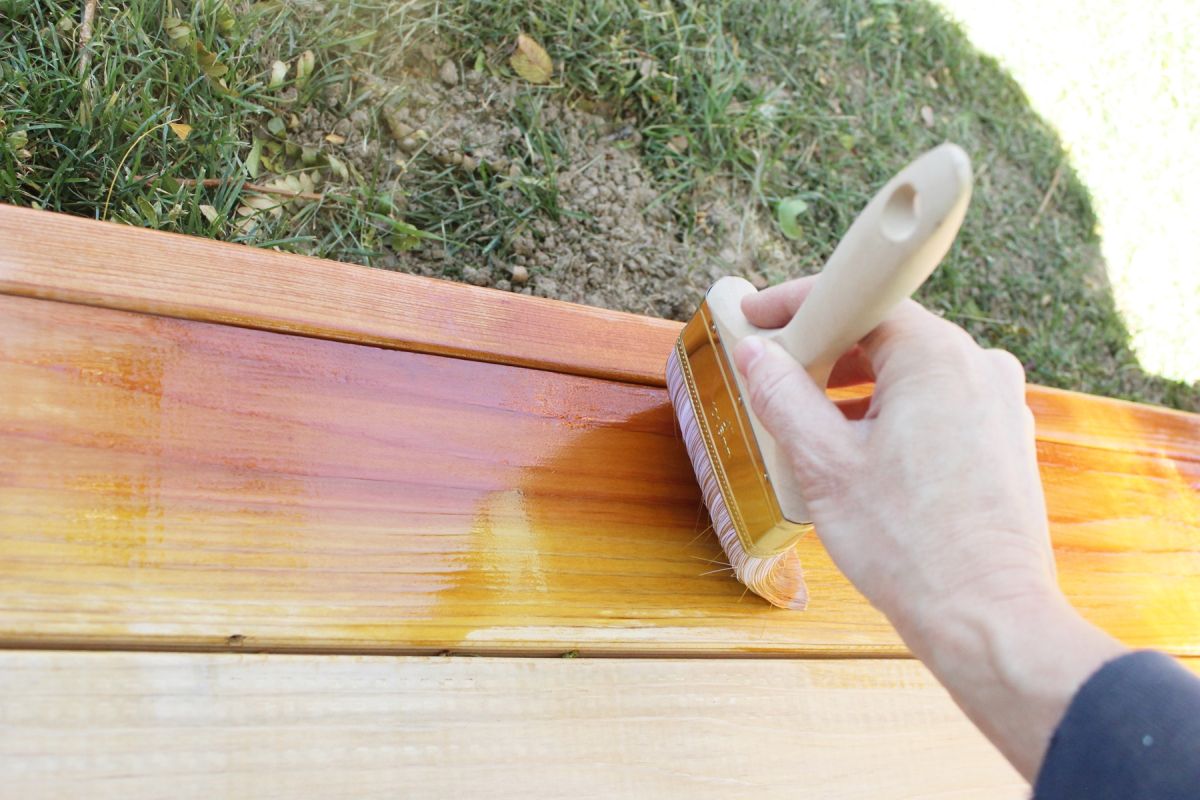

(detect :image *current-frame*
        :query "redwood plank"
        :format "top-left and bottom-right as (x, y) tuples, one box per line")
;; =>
(1, 295), (1197, 655)
(0, 204), (679, 386)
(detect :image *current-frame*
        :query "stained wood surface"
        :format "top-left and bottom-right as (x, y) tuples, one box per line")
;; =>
(0, 204), (678, 385)
(0, 651), (1026, 798)
(2, 294), (1197, 656)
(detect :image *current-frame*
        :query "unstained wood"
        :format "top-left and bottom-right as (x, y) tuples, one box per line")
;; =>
(0, 651), (1026, 799)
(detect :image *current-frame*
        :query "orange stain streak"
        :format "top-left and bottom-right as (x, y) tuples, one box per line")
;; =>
(0, 295), (1197, 656)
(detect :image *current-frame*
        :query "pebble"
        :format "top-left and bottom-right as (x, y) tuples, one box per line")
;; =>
(462, 267), (490, 287)
(510, 265), (529, 285)
(439, 60), (459, 87)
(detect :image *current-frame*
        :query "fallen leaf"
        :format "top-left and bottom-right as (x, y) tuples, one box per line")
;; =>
(214, 2), (236, 35)
(389, 219), (427, 251)
(295, 50), (315, 88)
(324, 133), (346, 145)
(245, 137), (263, 178)
(168, 122), (192, 141)
(194, 40), (229, 79)
(164, 16), (191, 43)
(920, 105), (935, 127)
(326, 154), (349, 181)
(135, 196), (160, 224)
(241, 194), (279, 211)
(198, 204), (219, 223)
(268, 60), (288, 89)
(510, 33), (552, 84)
(776, 197), (808, 241)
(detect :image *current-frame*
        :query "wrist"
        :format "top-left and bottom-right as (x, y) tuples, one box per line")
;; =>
(899, 586), (1128, 781)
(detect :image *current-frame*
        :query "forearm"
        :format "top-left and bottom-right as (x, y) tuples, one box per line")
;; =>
(895, 589), (1128, 782)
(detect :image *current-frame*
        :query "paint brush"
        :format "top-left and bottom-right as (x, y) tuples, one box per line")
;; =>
(666, 143), (973, 608)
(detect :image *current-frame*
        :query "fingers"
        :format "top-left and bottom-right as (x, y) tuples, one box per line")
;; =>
(733, 336), (856, 484)
(740, 275), (818, 328)
(742, 279), (875, 387)
(986, 348), (1028, 393)
(856, 300), (980, 386)
(742, 279), (984, 395)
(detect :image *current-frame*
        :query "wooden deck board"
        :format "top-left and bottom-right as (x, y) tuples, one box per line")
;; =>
(0, 204), (679, 386)
(0, 651), (1026, 798)
(2, 294), (1197, 655)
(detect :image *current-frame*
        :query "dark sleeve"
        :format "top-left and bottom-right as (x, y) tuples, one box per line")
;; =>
(1034, 650), (1200, 799)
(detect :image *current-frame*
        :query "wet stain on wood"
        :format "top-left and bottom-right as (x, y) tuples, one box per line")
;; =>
(0, 294), (1197, 656)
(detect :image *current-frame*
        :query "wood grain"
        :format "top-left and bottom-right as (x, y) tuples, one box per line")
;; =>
(2, 294), (1197, 655)
(0, 651), (1026, 799)
(0, 204), (680, 386)
(3, 204), (1195, 429)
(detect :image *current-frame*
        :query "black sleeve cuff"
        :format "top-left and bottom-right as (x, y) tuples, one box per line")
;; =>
(1034, 650), (1200, 799)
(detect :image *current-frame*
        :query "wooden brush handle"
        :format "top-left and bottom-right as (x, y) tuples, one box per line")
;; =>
(773, 143), (973, 386)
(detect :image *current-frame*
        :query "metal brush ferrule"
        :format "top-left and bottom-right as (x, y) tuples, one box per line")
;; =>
(676, 302), (813, 557)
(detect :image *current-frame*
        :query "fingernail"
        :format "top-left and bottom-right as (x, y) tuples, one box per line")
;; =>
(733, 336), (766, 374)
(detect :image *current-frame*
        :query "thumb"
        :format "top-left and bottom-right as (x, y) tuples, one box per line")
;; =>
(732, 336), (856, 482)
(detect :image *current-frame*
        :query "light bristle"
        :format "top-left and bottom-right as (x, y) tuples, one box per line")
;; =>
(666, 350), (808, 610)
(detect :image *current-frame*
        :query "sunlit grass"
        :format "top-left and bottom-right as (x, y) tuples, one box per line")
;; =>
(937, 0), (1199, 384)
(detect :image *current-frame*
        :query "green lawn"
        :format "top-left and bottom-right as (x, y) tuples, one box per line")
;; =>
(2, 0), (1195, 410)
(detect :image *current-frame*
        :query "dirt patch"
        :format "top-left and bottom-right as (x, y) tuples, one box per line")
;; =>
(291, 56), (798, 320)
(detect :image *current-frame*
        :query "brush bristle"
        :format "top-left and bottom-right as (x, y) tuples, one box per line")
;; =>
(666, 350), (808, 610)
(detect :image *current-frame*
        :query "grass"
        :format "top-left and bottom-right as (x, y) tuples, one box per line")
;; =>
(1, 0), (1196, 410)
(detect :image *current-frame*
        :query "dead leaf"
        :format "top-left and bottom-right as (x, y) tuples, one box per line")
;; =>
(241, 194), (279, 212)
(326, 153), (349, 181)
(194, 40), (229, 79)
(198, 204), (219, 223)
(164, 16), (191, 43)
(295, 50), (315, 88)
(268, 60), (288, 89)
(510, 33), (552, 84)
(920, 105), (934, 128)
(168, 122), (192, 141)
(324, 133), (346, 145)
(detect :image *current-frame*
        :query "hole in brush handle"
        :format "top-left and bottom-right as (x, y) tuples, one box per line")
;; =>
(880, 182), (919, 241)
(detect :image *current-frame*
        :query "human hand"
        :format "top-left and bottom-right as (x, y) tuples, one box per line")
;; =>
(733, 276), (1126, 780)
